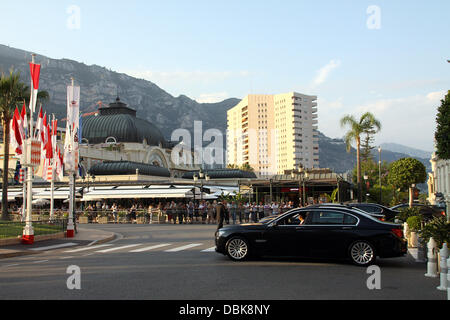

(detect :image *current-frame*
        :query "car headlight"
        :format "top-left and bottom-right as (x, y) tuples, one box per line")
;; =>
(217, 230), (226, 237)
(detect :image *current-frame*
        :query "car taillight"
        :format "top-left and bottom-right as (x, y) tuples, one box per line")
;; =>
(391, 228), (404, 239)
(441, 211), (445, 216)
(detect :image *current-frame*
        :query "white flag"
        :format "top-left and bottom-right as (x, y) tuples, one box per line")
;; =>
(64, 85), (80, 173)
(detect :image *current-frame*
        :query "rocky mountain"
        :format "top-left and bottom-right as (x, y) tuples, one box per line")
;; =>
(380, 143), (432, 160)
(0, 44), (432, 173)
(318, 132), (432, 173)
(0, 44), (239, 141)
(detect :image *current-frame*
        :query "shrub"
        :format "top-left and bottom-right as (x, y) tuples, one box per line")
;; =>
(419, 217), (450, 249)
(406, 215), (423, 232)
(397, 207), (421, 222)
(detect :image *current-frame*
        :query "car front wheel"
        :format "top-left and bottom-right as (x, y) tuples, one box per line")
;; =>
(226, 236), (250, 261)
(349, 240), (376, 266)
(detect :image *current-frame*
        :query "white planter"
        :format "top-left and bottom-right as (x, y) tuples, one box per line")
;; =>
(410, 232), (418, 248)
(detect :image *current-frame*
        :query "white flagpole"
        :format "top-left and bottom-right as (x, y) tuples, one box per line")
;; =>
(66, 78), (75, 238)
(21, 167), (26, 222)
(50, 114), (55, 221)
(23, 54), (36, 244)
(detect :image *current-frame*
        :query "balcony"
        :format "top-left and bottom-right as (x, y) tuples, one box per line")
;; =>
(312, 119), (318, 125)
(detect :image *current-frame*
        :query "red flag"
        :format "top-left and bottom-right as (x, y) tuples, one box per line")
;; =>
(29, 63), (41, 90)
(44, 125), (53, 159)
(11, 110), (23, 155)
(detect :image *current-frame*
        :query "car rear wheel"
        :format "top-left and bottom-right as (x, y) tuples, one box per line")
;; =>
(226, 237), (250, 261)
(349, 241), (376, 266)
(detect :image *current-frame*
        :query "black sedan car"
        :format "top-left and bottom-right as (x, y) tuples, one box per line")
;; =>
(390, 203), (446, 221)
(347, 203), (398, 221)
(215, 205), (407, 266)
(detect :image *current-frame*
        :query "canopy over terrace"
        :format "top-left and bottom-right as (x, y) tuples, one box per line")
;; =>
(80, 185), (200, 202)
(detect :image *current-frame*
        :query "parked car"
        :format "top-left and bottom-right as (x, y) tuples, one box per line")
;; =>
(347, 203), (398, 221)
(390, 203), (446, 221)
(215, 204), (407, 266)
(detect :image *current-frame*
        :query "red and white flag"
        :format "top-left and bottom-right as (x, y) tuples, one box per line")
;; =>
(20, 103), (28, 137)
(10, 108), (23, 155)
(29, 63), (41, 113)
(35, 106), (43, 140)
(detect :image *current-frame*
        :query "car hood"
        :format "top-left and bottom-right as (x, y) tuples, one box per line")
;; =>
(219, 223), (266, 231)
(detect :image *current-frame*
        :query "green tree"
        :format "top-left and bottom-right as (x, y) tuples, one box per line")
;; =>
(434, 90), (450, 160)
(387, 158), (427, 207)
(239, 163), (254, 172)
(340, 112), (381, 203)
(0, 70), (49, 220)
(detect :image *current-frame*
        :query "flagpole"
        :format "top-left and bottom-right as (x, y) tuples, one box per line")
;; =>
(22, 53), (36, 245)
(66, 78), (75, 238)
(50, 114), (55, 221)
(21, 167), (26, 222)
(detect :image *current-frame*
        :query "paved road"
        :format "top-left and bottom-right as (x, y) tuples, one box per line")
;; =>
(0, 224), (446, 300)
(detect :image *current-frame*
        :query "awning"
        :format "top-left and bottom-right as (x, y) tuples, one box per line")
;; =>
(80, 186), (195, 201)
(0, 189), (24, 202)
(33, 187), (84, 200)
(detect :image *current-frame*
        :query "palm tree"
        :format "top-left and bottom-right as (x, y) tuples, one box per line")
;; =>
(0, 69), (49, 220)
(340, 112), (381, 203)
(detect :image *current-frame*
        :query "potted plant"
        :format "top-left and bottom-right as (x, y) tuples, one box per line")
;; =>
(420, 217), (450, 272)
(406, 215), (423, 248)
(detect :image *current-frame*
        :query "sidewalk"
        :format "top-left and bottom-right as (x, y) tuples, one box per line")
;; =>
(0, 227), (116, 259)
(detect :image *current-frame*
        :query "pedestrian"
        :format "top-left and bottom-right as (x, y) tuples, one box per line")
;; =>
(147, 204), (153, 224)
(112, 203), (118, 224)
(264, 202), (271, 217)
(199, 200), (207, 224)
(207, 201), (214, 224)
(188, 201), (194, 224)
(230, 201), (237, 224)
(177, 202), (184, 224)
(216, 201), (227, 230)
(258, 201), (264, 221)
(244, 202), (250, 223)
(237, 202), (243, 223)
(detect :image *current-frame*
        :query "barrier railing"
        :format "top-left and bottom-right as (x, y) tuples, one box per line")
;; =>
(0, 219), (68, 239)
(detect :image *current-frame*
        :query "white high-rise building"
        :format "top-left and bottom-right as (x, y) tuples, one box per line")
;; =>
(226, 92), (319, 176)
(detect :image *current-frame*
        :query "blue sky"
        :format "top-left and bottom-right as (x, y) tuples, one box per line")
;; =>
(1, 0), (449, 152)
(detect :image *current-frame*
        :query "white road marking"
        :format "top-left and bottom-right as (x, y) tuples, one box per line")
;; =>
(129, 243), (171, 253)
(96, 244), (142, 253)
(3, 264), (20, 268)
(164, 243), (202, 252)
(32, 260), (49, 264)
(30, 243), (78, 251)
(201, 247), (216, 252)
(64, 244), (112, 253)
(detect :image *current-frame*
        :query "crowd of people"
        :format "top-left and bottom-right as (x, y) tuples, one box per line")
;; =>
(82, 200), (298, 225)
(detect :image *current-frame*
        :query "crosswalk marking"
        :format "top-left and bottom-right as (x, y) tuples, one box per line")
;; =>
(30, 243), (78, 251)
(64, 244), (112, 253)
(201, 247), (216, 252)
(129, 243), (171, 253)
(96, 244), (142, 253)
(164, 243), (202, 252)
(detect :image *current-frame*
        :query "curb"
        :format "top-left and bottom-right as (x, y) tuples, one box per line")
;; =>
(0, 232), (66, 246)
(0, 229), (117, 260)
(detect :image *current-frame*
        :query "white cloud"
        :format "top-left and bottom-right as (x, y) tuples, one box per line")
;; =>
(317, 90), (446, 151)
(194, 92), (230, 103)
(312, 59), (341, 87)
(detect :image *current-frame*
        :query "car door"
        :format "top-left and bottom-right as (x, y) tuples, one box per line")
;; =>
(299, 210), (359, 258)
(263, 211), (304, 257)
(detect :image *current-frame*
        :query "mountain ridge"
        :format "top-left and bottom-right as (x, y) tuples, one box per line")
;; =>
(0, 44), (431, 173)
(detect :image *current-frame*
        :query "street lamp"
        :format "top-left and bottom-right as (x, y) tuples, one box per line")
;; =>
(378, 146), (382, 204)
(363, 174), (369, 203)
(302, 172), (309, 206)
